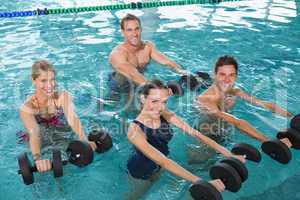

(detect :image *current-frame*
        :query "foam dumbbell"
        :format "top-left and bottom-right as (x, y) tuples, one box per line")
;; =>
(190, 180), (223, 200)
(167, 71), (212, 96)
(227, 143), (261, 182)
(190, 161), (242, 199)
(88, 130), (113, 153)
(261, 114), (300, 164)
(18, 140), (93, 185)
(261, 138), (291, 164)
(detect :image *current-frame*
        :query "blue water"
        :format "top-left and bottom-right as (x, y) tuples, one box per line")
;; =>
(1, 0), (300, 199)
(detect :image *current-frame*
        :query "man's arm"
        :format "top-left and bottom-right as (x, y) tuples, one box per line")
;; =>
(197, 95), (269, 142)
(109, 49), (147, 85)
(235, 89), (293, 118)
(162, 110), (234, 158)
(148, 42), (183, 74)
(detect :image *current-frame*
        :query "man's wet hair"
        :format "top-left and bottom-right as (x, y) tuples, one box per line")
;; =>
(140, 80), (168, 97)
(214, 55), (238, 74)
(120, 13), (141, 30)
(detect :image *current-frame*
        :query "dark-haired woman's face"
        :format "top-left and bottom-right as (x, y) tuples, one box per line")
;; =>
(141, 88), (169, 119)
(215, 65), (237, 92)
(33, 70), (57, 96)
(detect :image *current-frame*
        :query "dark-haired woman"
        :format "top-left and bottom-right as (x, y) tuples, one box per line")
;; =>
(125, 79), (245, 199)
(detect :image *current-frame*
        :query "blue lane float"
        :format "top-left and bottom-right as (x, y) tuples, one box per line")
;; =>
(0, 0), (244, 18)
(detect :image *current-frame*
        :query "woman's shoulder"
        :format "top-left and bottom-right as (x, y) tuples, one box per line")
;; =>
(57, 90), (73, 105)
(19, 96), (38, 116)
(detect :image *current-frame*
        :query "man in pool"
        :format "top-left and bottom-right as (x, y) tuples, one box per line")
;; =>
(109, 13), (185, 99)
(196, 55), (293, 149)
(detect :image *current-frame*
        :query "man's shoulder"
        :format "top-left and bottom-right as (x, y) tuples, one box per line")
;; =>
(197, 87), (218, 103)
(111, 44), (127, 54)
(229, 87), (242, 96)
(144, 40), (155, 48)
(110, 44), (128, 61)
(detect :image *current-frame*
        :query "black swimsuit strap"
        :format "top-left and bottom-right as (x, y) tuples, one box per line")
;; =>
(132, 116), (169, 130)
(132, 120), (146, 130)
(33, 94), (60, 117)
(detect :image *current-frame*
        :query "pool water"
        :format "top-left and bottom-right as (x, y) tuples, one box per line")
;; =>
(1, 0), (300, 199)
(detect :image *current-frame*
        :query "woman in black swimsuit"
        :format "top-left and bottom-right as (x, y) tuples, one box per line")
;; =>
(126, 79), (245, 199)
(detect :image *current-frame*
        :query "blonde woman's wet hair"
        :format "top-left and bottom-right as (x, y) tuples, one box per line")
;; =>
(31, 60), (56, 80)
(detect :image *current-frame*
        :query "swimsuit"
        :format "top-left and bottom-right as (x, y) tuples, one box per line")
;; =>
(127, 116), (173, 180)
(34, 96), (68, 128)
(17, 95), (69, 143)
(108, 66), (147, 94)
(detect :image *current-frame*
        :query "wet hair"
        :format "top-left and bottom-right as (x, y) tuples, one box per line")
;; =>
(214, 55), (238, 74)
(120, 13), (141, 30)
(31, 60), (56, 80)
(140, 79), (168, 97)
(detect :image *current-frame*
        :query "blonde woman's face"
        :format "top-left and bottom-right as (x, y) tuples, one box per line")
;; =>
(32, 70), (56, 96)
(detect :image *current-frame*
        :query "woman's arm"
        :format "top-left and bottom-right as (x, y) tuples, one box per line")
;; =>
(127, 123), (200, 184)
(59, 91), (86, 140)
(59, 91), (97, 150)
(20, 104), (51, 172)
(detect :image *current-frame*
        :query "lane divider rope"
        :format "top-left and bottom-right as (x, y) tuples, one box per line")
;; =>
(0, 0), (244, 18)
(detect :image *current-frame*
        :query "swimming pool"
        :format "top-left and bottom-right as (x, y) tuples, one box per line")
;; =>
(1, 0), (300, 199)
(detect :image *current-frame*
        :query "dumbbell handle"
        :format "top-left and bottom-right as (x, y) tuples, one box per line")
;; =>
(18, 160), (68, 174)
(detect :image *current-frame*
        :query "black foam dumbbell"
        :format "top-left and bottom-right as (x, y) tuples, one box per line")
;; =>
(190, 161), (242, 199)
(195, 71), (213, 89)
(227, 143), (261, 182)
(190, 180), (223, 200)
(179, 74), (200, 90)
(88, 130), (113, 154)
(167, 80), (184, 96)
(277, 128), (300, 149)
(18, 140), (93, 185)
(261, 114), (300, 164)
(276, 114), (300, 150)
(167, 71), (212, 96)
(231, 143), (261, 163)
(290, 113), (300, 132)
(209, 161), (242, 193)
(190, 143), (255, 199)
(261, 139), (291, 164)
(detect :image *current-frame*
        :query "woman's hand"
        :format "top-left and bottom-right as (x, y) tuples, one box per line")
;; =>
(280, 138), (292, 148)
(35, 159), (52, 172)
(209, 179), (225, 192)
(231, 154), (246, 164)
(88, 141), (97, 151)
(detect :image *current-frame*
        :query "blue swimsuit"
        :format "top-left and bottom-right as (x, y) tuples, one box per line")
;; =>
(127, 116), (173, 180)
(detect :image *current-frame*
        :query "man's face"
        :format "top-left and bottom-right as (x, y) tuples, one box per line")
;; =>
(215, 65), (237, 93)
(122, 19), (142, 47)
